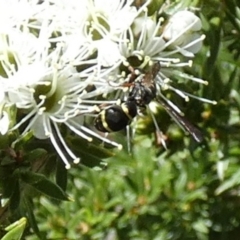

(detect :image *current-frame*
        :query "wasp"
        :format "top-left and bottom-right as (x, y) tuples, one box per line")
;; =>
(94, 62), (204, 143)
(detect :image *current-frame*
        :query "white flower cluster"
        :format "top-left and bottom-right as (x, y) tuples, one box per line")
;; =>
(0, 0), (214, 168)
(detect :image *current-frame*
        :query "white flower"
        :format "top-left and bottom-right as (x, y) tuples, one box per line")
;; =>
(0, 78), (9, 135)
(119, 10), (205, 64)
(44, 0), (151, 67)
(6, 44), (121, 168)
(0, 111), (9, 135)
(0, 81), (5, 103)
(0, 0), (42, 31)
(162, 10), (203, 55)
(0, 15), (121, 167)
(0, 29), (41, 79)
(55, 36), (94, 66)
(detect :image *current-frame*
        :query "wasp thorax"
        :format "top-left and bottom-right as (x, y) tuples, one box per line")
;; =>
(128, 81), (156, 107)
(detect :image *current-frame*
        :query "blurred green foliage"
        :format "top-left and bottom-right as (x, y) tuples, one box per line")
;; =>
(2, 0), (240, 239)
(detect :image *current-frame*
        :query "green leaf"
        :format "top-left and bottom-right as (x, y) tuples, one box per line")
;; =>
(23, 197), (43, 239)
(20, 171), (70, 201)
(11, 131), (33, 150)
(215, 169), (240, 195)
(9, 181), (20, 212)
(192, 219), (209, 234)
(71, 137), (115, 158)
(26, 148), (48, 162)
(70, 137), (115, 167)
(2, 217), (27, 240)
(56, 159), (68, 192)
(147, 0), (164, 16)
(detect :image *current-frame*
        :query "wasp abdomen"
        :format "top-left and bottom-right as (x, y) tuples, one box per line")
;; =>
(94, 101), (137, 132)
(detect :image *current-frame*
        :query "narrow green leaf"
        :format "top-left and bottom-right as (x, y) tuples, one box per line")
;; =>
(26, 148), (48, 162)
(192, 219), (209, 234)
(72, 137), (115, 158)
(20, 171), (69, 201)
(2, 217), (27, 240)
(9, 181), (20, 212)
(23, 197), (43, 239)
(71, 137), (115, 167)
(215, 169), (240, 195)
(12, 131), (33, 150)
(147, 0), (164, 16)
(56, 159), (68, 192)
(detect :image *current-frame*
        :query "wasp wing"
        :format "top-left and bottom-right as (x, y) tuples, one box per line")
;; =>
(157, 97), (204, 143)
